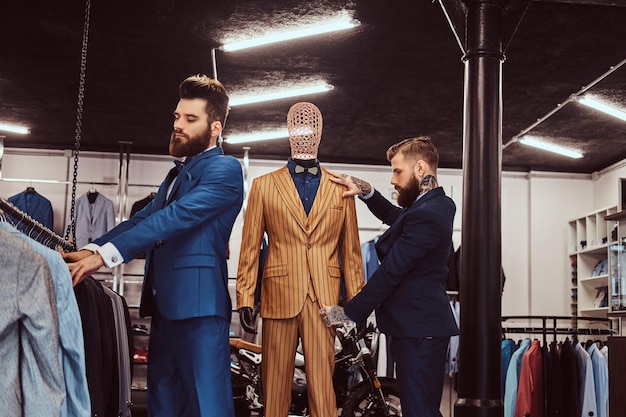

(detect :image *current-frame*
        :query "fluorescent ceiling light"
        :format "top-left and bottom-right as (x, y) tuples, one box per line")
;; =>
(519, 136), (583, 159)
(578, 96), (626, 122)
(230, 83), (333, 106)
(221, 18), (360, 52)
(224, 129), (289, 144)
(0, 123), (30, 134)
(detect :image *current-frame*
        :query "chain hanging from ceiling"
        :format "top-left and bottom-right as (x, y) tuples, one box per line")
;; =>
(64, 0), (91, 246)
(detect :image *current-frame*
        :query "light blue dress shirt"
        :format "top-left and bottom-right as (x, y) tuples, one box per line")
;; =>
(1, 222), (91, 417)
(503, 338), (531, 417)
(575, 342), (598, 417)
(587, 343), (608, 417)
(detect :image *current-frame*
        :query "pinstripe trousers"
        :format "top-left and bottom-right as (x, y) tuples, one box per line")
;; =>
(262, 293), (337, 417)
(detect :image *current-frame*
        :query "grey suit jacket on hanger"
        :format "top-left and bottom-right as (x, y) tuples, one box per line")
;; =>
(0, 228), (65, 416)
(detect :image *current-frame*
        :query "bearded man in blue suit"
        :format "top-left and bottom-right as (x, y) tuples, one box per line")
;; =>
(64, 75), (243, 417)
(323, 137), (459, 417)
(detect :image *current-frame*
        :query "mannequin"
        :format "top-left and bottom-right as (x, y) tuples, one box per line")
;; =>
(236, 102), (364, 417)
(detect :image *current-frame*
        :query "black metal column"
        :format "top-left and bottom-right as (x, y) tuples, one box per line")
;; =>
(454, 0), (505, 416)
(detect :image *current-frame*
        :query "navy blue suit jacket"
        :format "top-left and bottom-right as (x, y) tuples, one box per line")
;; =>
(345, 187), (459, 338)
(93, 147), (244, 321)
(8, 190), (54, 230)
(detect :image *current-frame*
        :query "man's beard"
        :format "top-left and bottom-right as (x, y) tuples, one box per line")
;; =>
(396, 174), (421, 209)
(169, 127), (212, 158)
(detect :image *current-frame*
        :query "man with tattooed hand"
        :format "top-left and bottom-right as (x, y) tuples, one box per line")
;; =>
(321, 137), (459, 417)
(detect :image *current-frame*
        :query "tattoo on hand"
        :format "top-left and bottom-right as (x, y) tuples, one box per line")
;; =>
(352, 176), (372, 195)
(420, 175), (437, 195)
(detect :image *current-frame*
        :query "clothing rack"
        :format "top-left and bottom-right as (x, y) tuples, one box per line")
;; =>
(501, 315), (615, 346)
(0, 196), (74, 252)
(502, 315), (614, 417)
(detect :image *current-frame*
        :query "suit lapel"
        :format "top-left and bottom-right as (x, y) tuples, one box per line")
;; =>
(167, 147), (222, 201)
(271, 167), (307, 231)
(90, 195), (104, 224)
(306, 168), (334, 232)
(375, 187), (445, 253)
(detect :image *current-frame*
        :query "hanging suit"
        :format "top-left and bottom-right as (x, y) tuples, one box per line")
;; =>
(8, 189), (54, 229)
(0, 222), (90, 417)
(0, 228), (65, 417)
(237, 165), (364, 417)
(69, 192), (116, 248)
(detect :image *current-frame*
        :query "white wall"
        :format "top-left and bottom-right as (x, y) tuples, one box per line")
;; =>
(2, 146), (620, 318)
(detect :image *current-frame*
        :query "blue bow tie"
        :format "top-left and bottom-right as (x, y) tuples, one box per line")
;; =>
(294, 165), (318, 175)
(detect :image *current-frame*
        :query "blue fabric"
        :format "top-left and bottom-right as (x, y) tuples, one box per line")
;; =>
(0, 222), (91, 417)
(287, 158), (320, 215)
(148, 307), (234, 417)
(344, 188), (458, 338)
(501, 339), (517, 398)
(390, 336), (450, 417)
(503, 338), (531, 417)
(8, 190), (54, 229)
(93, 146), (244, 321)
(587, 343), (608, 417)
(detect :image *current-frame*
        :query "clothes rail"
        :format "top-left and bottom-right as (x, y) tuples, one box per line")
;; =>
(0, 196), (75, 252)
(0, 177), (118, 186)
(502, 315), (614, 346)
(502, 315), (614, 417)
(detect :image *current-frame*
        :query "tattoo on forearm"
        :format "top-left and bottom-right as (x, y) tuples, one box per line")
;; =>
(420, 175), (437, 195)
(352, 176), (372, 195)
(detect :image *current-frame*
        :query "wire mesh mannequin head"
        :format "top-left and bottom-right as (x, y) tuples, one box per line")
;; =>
(287, 102), (323, 160)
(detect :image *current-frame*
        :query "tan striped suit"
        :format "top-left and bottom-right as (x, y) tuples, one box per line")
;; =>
(237, 166), (364, 417)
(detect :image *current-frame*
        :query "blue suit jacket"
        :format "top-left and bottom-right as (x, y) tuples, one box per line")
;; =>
(8, 190), (54, 230)
(345, 187), (459, 338)
(93, 147), (244, 321)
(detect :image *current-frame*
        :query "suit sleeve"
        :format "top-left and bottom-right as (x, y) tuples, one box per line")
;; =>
(236, 177), (267, 309)
(102, 157), (243, 261)
(344, 209), (442, 323)
(362, 189), (403, 226)
(340, 195), (365, 300)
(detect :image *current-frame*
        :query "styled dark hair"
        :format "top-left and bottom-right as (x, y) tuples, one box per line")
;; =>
(386, 136), (439, 167)
(179, 74), (229, 127)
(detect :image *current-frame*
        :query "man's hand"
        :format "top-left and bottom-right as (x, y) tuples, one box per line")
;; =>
(66, 253), (105, 287)
(238, 306), (258, 334)
(60, 249), (93, 263)
(319, 304), (352, 327)
(327, 170), (372, 198)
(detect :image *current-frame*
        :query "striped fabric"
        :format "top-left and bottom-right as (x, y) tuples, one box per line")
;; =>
(237, 166), (364, 417)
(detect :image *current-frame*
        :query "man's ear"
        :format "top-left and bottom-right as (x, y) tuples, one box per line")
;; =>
(414, 159), (426, 177)
(211, 120), (223, 135)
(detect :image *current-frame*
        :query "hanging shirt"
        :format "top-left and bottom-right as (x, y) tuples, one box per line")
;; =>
(587, 343), (608, 417)
(504, 338), (531, 417)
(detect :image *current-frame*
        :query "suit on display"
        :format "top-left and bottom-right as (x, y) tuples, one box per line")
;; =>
(8, 188), (54, 229)
(69, 191), (116, 248)
(237, 102), (364, 417)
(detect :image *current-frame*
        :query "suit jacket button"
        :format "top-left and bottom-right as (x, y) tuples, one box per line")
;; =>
(307, 244), (312, 249)
(155, 240), (164, 248)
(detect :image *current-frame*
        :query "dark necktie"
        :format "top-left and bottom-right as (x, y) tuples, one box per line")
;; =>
(294, 165), (318, 175)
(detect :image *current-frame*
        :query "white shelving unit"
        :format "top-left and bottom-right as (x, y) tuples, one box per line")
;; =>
(568, 206), (618, 317)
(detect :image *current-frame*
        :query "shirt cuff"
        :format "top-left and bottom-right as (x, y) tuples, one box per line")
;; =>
(81, 243), (100, 253)
(359, 188), (375, 200)
(97, 242), (124, 268)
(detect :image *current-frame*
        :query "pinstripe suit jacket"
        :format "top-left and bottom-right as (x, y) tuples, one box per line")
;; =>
(237, 166), (364, 319)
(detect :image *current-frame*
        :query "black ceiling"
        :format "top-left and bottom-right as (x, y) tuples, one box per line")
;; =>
(1, 0), (626, 173)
